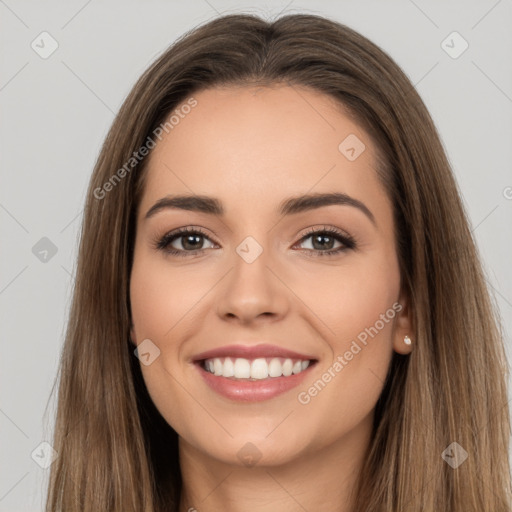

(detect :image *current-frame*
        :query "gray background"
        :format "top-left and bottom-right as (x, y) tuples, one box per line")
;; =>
(1, 1), (511, 510)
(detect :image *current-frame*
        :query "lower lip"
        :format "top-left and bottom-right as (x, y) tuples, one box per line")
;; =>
(195, 361), (317, 402)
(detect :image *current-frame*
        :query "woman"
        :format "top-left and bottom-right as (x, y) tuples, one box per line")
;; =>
(44, 13), (511, 512)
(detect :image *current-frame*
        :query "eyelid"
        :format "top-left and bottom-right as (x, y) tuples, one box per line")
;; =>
(154, 224), (356, 257)
(296, 225), (354, 243)
(152, 225), (218, 250)
(294, 225), (356, 252)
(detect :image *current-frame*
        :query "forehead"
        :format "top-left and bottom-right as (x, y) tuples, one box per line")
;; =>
(140, 85), (386, 218)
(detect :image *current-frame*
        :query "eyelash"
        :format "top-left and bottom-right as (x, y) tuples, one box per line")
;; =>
(153, 225), (357, 258)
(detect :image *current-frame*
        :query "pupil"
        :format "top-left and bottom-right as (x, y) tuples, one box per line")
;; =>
(183, 234), (202, 250)
(313, 234), (333, 250)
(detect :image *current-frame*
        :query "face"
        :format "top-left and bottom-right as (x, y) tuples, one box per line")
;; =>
(129, 84), (412, 468)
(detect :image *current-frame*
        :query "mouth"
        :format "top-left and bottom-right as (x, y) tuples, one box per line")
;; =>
(193, 356), (318, 402)
(198, 356), (317, 380)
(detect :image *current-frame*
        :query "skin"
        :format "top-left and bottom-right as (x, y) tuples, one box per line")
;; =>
(129, 84), (412, 512)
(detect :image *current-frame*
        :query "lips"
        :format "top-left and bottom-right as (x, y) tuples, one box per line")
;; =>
(191, 343), (319, 402)
(192, 343), (317, 362)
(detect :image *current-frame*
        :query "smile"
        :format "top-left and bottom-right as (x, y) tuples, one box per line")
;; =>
(195, 357), (318, 402)
(202, 356), (312, 380)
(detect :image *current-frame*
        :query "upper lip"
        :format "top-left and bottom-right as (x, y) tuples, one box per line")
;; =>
(192, 343), (317, 362)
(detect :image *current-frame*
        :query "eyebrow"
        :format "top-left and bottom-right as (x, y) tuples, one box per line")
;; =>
(144, 192), (376, 225)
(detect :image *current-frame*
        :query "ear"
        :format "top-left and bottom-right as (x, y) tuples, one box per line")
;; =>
(392, 289), (413, 355)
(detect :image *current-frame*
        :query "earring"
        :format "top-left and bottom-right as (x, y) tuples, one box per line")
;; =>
(404, 335), (412, 346)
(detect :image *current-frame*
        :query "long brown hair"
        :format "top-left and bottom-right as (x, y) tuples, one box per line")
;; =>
(44, 13), (511, 511)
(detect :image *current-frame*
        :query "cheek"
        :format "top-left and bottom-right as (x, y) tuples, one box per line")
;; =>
(297, 248), (400, 342)
(130, 258), (169, 341)
(129, 250), (206, 425)
(298, 251), (400, 420)
(130, 250), (207, 342)
(328, 265), (400, 340)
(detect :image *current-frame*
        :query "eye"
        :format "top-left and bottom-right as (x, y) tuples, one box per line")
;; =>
(154, 227), (216, 257)
(154, 225), (356, 258)
(294, 226), (356, 257)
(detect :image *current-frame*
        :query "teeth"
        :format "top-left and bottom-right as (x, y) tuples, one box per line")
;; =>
(213, 358), (223, 376)
(251, 358), (269, 379)
(268, 358), (282, 377)
(223, 357), (234, 377)
(234, 358), (250, 378)
(203, 357), (312, 379)
(292, 360), (302, 374)
(282, 358), (293, 377)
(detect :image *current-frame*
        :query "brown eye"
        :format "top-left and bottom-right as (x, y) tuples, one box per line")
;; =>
(156, 227), (215, 256)
(295, 227), (356, 257)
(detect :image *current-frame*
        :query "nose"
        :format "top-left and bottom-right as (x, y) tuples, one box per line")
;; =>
(215, 245), (290, 325)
